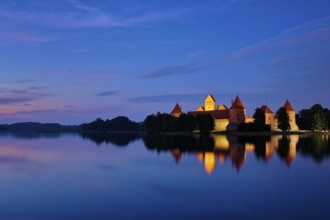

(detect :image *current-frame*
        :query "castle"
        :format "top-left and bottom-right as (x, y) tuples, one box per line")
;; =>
(170, 94), (299, 131)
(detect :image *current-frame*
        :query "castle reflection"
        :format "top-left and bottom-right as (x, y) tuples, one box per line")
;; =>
(197, 135), (303, 174)
(143, 134), (330, 175)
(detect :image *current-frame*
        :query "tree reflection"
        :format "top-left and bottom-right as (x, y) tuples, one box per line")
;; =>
(80, 132), (141, 147)
(296, 135), (330, 162)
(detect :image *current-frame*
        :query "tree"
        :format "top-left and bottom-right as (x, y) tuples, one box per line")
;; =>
(196, 114), (215, 134)
(253, 107), (266, 131)
(143, 114), (158, 133)
(276, 107), (290, 131)
(297, 104), (328, 131)
(310, 104), (328, 131)
(186, 114), (197, 132)
(177, 114), (197, 132)
(325, 108), (330, 129)
(296, 109), (310, 130)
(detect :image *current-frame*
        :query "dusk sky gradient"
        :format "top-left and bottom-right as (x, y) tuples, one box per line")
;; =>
(1, 0), (330, 124)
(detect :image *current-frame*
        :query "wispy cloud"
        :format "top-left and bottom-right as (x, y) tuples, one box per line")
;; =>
(230, 16), (330, 60)
(0, 97), (38, 105)
(140, 62), (219, 79)
(2, 30), (56, 43)
(0, 1), (184, 29)
(39, 68), (112, 79)
(0, 88), (52, 104)
(95, 90), (120, 97)
(15, 79), (36, 83)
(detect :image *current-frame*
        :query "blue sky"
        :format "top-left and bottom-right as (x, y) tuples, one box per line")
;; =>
(0, 0), (330, 124)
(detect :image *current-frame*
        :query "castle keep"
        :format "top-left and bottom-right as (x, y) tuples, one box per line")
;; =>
(170, 94), (298, 131)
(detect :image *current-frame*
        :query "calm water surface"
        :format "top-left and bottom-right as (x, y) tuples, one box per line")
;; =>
(0, 132), (329, 220)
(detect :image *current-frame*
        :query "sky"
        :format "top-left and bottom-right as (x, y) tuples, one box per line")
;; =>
(0, 0), (330, 124)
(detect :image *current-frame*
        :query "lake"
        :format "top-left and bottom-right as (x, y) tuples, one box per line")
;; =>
(0, 132), (329, 220)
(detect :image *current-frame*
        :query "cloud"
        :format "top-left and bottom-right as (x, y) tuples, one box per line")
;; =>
(0, 1), (184, 29)
(230, 16), (330, 60)
(30, 86), (47, 90)
(67, 0), (102, 13)
(0, 97), (38, 104)
(95, 90), (120, 97)
(140, 62), (219, 79)
(2, 30), (56, 43)
(0, 88), (52, 104)
(15, 79), (36, 83)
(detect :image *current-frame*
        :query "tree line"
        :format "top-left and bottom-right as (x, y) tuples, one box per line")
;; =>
(143, 112), (214, 134)
(81, 116), (141, 132)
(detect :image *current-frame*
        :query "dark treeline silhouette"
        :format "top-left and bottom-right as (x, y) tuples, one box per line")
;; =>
(0, 122), (80, 132)
(297, 104), (329, 131)
(80, 132), (141, 146)
(276, 107), (290, 131)
(143, 112), (214, 134)
(81, 116), (141, 132)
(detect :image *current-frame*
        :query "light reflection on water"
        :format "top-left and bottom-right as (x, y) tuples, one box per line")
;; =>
(0, 132), (329, 220)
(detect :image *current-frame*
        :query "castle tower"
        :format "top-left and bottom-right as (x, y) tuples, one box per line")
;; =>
(171, 102), (183, 118)
(204, 94), (216, 111)
(226, 96), (246, 131)
(283, 100), (299, 131)
(229, 96), (246, 123)
(260, 105), (274, 126)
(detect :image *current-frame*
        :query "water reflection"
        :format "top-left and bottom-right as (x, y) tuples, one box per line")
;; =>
(79, 132), (140, 147)
(1, 132), (329, 174)
(143, 134), (330, 174)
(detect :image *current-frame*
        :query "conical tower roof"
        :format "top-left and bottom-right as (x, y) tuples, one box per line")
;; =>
(230, 96), (246, 109)
(171, 103), (183, 114)
(283, 100), (295, 112)
(260, 105), (273, 114)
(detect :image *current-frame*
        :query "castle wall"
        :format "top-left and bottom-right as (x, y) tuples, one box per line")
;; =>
(288, 111), (299, 131)
(229, 109), (246, 124)
(265, 112), (274, 126)
(214, 119), (229, 131)
(205, 101), (216, 111)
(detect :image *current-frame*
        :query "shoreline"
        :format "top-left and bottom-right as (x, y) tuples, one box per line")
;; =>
(0, 130), (329, 136)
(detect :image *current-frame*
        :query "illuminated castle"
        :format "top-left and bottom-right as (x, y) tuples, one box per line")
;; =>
(170, 94), (299, 131)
